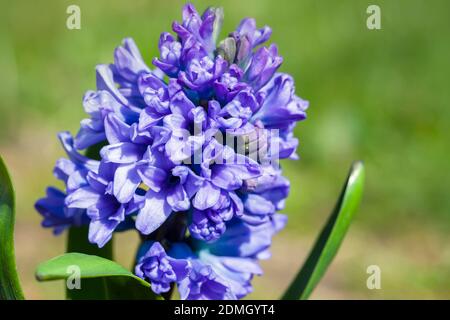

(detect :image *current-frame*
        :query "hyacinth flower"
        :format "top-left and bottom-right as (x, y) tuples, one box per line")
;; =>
(0, 3), (364, 301)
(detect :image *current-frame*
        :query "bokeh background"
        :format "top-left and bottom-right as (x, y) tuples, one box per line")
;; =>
(1, 0), (449, 299)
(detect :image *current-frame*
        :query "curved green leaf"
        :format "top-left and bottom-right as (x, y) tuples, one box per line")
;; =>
(36, 253), (159, 299)
(282, 161), (365, 300)
(65, 226), (113, 299)
(0, 156), (25, 300)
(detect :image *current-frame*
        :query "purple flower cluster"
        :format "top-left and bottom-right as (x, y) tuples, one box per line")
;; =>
(35, 4), (307, 300)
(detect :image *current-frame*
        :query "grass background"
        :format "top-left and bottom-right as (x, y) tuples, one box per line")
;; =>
(1, 0), (449, 299)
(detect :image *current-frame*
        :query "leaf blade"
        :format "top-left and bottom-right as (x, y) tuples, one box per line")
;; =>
(65, 226), (113, 299)
(35, 252), (159, 299)
(282, 161), (365, 300)
(35, 253), (142, 282)
(0, 155), (25, 300)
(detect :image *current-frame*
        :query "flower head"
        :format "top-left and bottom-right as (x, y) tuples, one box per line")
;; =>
(36, 3), (307, 300)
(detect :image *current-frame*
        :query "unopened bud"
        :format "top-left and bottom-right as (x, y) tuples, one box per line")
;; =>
(217, 37), (236, 65)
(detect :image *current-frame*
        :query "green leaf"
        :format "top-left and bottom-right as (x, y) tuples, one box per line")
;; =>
(35, 253), (159, 300)
(0, 155), (25, 300)
(282, 161), (365, 300)
(65, 226), (113, 299)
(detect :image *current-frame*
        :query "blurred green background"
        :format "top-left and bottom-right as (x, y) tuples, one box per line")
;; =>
(1, 0), (449, 299)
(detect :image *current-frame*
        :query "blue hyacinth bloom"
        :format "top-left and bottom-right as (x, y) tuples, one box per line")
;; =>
(35, 3), (307, 300)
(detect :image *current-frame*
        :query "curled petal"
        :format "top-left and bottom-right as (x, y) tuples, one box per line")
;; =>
(136, 190), (172, 235)
(193, 181), (221, 210)
(104, 113), (131, 144)
(100, 142), (145, 164)
(113, 164), (141, 203)
(65, 187), (101, 209)
(167, 183), (190, 211)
